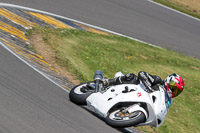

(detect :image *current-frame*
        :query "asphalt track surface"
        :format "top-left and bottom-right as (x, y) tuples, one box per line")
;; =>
(0, 0), (200, 133)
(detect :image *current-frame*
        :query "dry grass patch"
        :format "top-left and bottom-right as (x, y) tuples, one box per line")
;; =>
(153, 0), (200, 19)
(168, 0), (200, 14)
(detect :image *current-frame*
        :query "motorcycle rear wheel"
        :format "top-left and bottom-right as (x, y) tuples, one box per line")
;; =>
(105, 107), (146, 128)
(69, 81), (95, 105)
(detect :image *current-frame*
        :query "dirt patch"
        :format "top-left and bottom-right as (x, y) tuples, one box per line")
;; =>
(29, 33), (80, 85)
(168, 0), (200, 14)
(191, 66), (200, 71)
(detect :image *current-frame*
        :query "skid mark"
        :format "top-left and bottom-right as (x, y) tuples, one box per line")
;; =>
(26, 11), (71, 29)
(0, 8), (32, 29)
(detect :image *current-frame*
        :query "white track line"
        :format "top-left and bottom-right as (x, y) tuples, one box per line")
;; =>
(147, 0), (200, 22)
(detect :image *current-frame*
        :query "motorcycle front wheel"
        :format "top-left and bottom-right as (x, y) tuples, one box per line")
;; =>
(69, 81), (95, 105)
(105, 107), (146, 128)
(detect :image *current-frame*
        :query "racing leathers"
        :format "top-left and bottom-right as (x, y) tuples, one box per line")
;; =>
(103, 71), (172, 109)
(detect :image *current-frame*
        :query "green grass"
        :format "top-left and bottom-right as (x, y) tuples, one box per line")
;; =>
(30, 27), (200, 133)
(153, 0), (200, 19)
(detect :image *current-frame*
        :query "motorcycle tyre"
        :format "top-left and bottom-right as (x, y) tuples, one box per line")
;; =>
(105, 110), (146, 128)
(69, 81), (95, 105)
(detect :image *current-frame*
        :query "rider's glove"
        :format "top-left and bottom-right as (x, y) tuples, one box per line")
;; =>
(124, 73), (135, 81)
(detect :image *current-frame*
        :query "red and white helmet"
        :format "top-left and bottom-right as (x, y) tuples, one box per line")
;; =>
(164, 73), (184, 98)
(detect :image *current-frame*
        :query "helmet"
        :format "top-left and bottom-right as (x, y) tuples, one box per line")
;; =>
(164, 73), (184, 98)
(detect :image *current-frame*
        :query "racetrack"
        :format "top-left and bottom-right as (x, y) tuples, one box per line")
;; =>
(0, 0), (200, 133)
(0, 45), (122, 133)
(1, 0), (200, 58)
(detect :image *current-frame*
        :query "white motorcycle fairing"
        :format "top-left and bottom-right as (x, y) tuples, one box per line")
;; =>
(86, 84), (168, 127)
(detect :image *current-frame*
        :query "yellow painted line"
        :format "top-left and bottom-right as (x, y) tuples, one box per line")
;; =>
(0, 8), (32, 29)
(60, 84), (71, 91)
(26, 11), (71, 29)
(35, 54), (44, 59)
(30, 54), (50, 65)
(0, 38), (20, 51)
(50, 67), (59, 72)
(2, 41), (17, 50)
(0, 38), (16, 47)
(0, 22), (27, 41)
(0, 39), (28, 60)
(75, 23), (110, 35)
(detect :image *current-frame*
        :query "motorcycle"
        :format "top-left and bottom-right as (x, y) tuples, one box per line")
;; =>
(69, 70), (168, 128)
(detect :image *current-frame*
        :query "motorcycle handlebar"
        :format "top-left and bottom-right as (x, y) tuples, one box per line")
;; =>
(94, 70), (103, 92)
(95, 79), (100, 92)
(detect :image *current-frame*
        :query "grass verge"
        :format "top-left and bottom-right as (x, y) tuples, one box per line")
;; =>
(153, 0), (200, 19)
(28, 27), (200, 133)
